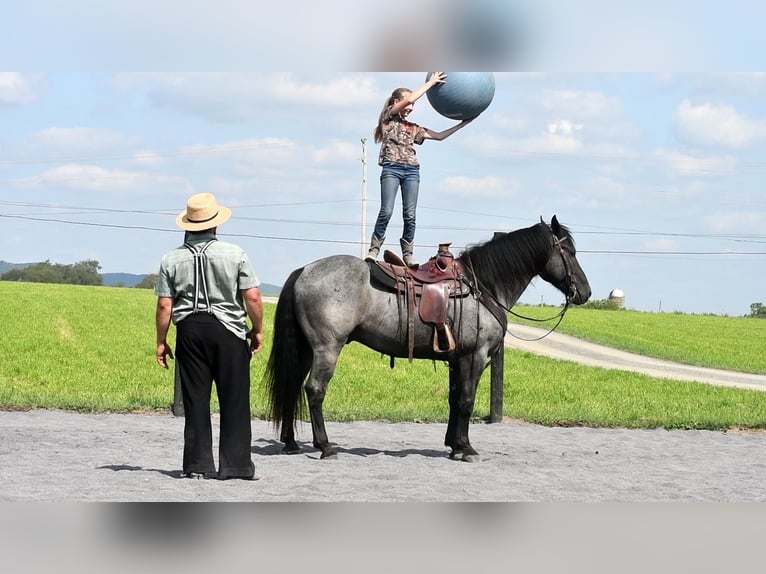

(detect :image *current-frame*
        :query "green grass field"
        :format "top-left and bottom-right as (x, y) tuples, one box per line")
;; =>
(509, 305), (766, 374)
(2, 281), (766, 430)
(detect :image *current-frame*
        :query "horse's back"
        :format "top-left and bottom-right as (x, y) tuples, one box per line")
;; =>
(298, 254), (370, 291)
(291, 255), (376, 333)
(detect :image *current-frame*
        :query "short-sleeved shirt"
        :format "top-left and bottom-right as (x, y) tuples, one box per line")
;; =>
(154, 232), (260, 340)
(377, 108), (428, 167)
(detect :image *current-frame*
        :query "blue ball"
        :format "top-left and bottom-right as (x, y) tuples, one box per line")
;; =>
(425, 72), (496, 120)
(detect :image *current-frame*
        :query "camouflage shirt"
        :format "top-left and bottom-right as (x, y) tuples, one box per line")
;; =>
(377, 108), (428, 167)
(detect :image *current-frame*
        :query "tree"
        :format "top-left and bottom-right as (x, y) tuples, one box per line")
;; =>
(134, 273), (158, 289)
(749, 302), (766, 318)
(0, 259), (103, 286)
(63, 259), (102, 286)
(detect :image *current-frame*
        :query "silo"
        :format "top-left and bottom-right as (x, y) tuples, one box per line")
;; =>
(608, 288), (625, 309)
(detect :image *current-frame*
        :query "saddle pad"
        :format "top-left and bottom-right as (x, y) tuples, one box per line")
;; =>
(367, 260), (399, 292)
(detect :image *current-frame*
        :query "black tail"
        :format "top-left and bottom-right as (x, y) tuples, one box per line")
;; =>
(265, 266), (312, 434)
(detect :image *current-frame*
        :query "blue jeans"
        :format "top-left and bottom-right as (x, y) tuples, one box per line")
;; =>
(372, 163), (420, 243)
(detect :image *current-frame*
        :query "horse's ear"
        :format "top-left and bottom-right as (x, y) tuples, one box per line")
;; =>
(539, 215), (544, 224)
(551, 215), (561, 234)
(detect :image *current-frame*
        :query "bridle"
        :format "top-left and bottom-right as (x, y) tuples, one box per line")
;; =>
(550, 229), (580, 305)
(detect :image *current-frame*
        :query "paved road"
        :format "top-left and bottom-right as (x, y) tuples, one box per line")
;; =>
(504, 323), (766, 392)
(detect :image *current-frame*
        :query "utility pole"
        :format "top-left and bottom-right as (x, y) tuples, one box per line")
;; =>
(360, 138), (368, 258)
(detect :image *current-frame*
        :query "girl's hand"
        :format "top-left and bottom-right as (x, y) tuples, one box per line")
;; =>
(429, 72), (447, 86)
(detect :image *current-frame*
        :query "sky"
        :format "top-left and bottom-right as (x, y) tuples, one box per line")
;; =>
(1, 2), (765, 317)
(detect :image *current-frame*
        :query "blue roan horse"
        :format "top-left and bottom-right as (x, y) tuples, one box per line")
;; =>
(266, 216), (591, 462)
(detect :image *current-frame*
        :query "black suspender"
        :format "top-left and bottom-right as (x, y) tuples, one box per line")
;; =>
(183, 239), (217, 313)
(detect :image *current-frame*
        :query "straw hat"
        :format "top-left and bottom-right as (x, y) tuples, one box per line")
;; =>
(176, 193), (232, 231)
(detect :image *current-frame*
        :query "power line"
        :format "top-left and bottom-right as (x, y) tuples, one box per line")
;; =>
(4, 198), (764, 242)
(2, 213), (765, 256)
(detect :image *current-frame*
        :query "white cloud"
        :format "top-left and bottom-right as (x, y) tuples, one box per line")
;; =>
(674, 99), (766, 148)
(13, 164), (187, 193)
(440, 175), (520, 198)
(22, 127), (140, 158)
(310, 139), (360, 165)
(0, 73), (46, 105)
(178, 138), (296, 161)
(485, 86), (638, 161)
(132, 150), (164, 167)
(705, 211), (766, 232)
(268, 73), (380, 106)
(539, 89), (622, 119)
(547, 119), (583, 136)
(112, 73), (380, 122)
(524, 131), (584, 155)
(654, 149), (737, 176)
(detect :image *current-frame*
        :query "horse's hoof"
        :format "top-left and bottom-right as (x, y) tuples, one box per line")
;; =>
(449, 450), (480, 462)
(320, 450), (338, 460)
(282, 444), (301, 455)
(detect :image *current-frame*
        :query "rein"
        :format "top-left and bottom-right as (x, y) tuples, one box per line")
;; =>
(505, 302), (570, 342)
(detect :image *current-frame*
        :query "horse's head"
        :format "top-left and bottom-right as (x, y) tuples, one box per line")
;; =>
(538, 215), (591, 305)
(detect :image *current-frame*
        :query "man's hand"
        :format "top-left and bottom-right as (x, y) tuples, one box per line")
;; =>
(156, 341), (174, 369)
(247, 330), (263, 356)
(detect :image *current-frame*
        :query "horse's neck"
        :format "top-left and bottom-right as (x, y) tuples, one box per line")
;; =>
(466, 230), (548, 309)
(494, 271), (536, 310)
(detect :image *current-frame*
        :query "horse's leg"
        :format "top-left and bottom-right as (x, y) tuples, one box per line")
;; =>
(445, 364), (460, 451)
(445, 353), (486, 462)
(279, 414), (301, 455)
(304, 344), (343, 460)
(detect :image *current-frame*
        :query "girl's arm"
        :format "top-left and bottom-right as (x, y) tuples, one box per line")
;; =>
(424, 117), (476, 141)
(388, 72), (446, 116)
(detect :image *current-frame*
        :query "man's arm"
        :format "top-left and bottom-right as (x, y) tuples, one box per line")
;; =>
(242, 287), (263, 355)
(155, 296), (174, 368)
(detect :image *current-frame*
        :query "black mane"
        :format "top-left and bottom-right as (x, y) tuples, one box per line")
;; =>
(458, 222), (569, 303)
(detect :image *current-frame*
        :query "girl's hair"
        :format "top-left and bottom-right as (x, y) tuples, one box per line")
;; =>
(374, 87), (411, 143)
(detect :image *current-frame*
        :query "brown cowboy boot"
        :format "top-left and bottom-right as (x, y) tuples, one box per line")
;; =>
(365, 235), (385, 261)
(400, 238), (418, 268)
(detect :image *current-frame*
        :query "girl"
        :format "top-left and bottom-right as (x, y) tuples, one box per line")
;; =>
(366, 72), (476, 267)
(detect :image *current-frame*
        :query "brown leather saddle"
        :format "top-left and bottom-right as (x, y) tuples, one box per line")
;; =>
(369, 243), (472, 360)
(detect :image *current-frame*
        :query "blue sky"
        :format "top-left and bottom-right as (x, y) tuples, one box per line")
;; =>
(1, 1), (764, 316)
(2, 71), (765, 316)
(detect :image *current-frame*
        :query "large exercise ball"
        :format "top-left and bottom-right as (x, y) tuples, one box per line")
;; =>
(425, 72), (496, 120)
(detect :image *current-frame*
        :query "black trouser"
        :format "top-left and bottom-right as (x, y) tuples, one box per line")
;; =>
(175, 313), (254, 478)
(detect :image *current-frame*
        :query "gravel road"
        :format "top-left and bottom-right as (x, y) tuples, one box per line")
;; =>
(504, 324), (766, 391)
(2, 407), (764, 502)
(2, 308), (764, 503)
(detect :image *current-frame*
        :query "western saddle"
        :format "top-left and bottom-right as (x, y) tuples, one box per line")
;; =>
(370, 243), (472, 360)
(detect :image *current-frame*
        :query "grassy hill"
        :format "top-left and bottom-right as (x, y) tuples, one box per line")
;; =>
(1, 281), (765, 429)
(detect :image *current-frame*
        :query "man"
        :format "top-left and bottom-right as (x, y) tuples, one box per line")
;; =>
(155, 192), (263, 480)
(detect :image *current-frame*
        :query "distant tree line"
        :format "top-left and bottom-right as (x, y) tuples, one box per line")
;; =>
(0, 260), (159, 289)
(748, 303), (766, 319)
(580, 298), (623, 311)
(134, 274), (158, 289)
(0, 260), (103, 286)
